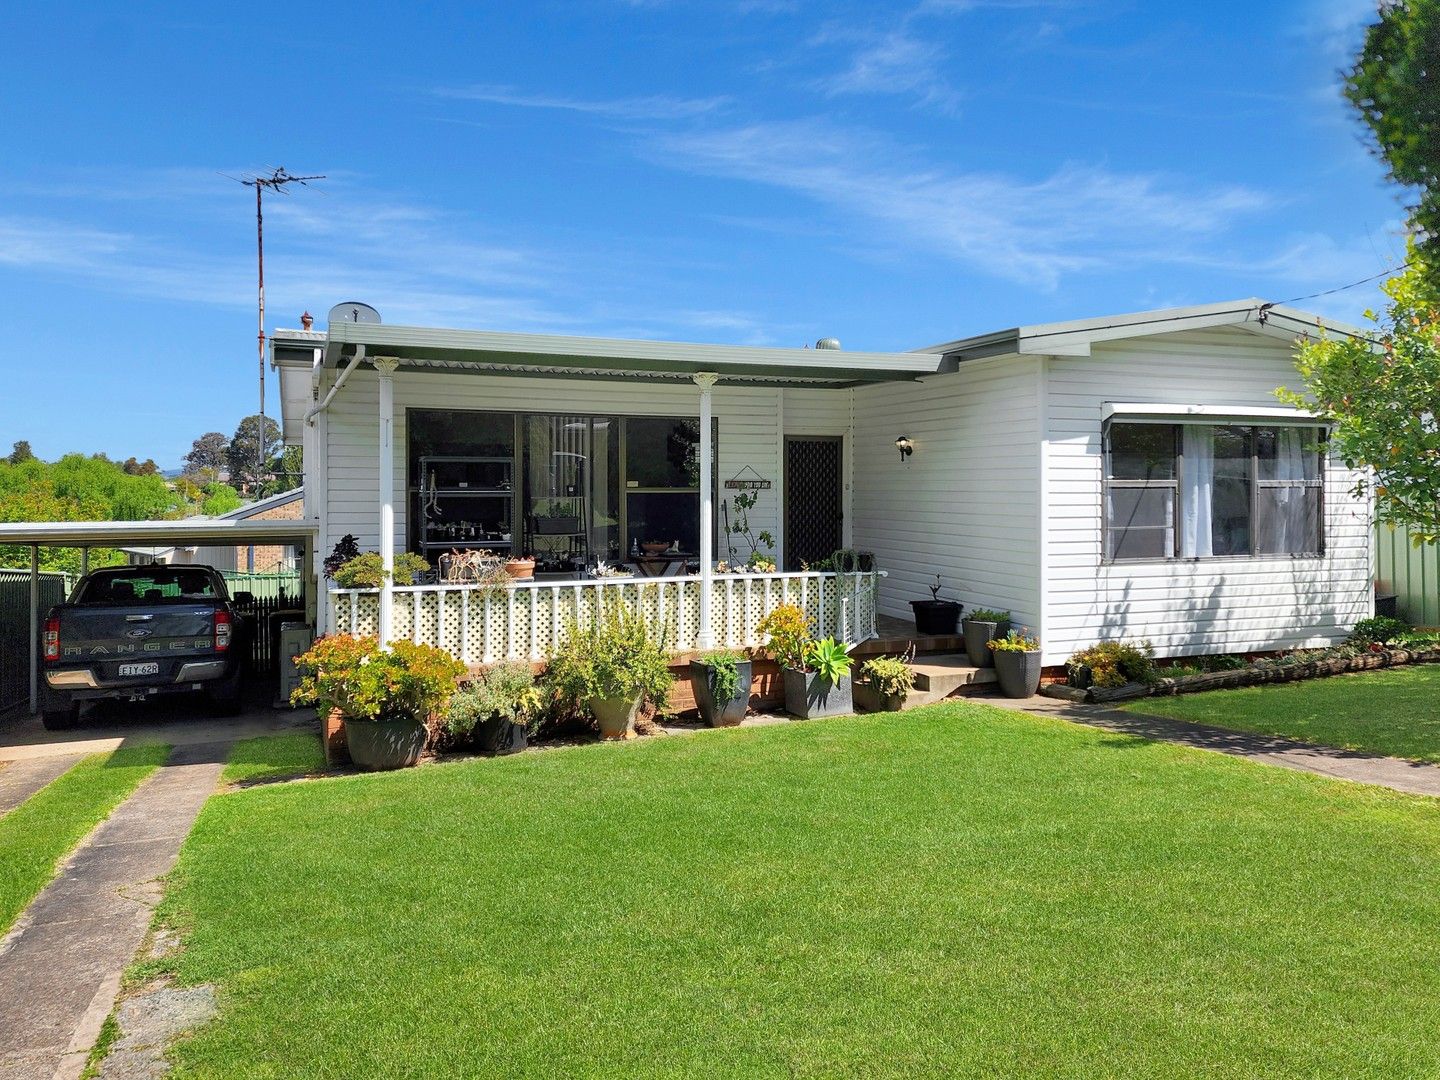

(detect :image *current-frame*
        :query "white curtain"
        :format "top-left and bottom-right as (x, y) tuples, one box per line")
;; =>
(1265, 427), (1308, 553)
(1180, 425), (1213, 558)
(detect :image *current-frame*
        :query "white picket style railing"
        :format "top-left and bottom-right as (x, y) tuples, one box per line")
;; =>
(328, 570), (881, 665)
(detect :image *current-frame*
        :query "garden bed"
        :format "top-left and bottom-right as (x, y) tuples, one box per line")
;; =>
(1042, 645), (1440, 704)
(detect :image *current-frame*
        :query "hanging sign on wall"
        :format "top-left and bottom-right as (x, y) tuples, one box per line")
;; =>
(724, 465), (772, 491)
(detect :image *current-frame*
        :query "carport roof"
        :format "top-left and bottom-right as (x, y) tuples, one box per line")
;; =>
(0, 519), (316, 547)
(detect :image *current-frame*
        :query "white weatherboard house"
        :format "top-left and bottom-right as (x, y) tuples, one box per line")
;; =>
(273, 300), (1372, 668)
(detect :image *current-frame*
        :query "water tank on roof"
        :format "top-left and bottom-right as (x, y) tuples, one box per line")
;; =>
(815, 337), (841, 350)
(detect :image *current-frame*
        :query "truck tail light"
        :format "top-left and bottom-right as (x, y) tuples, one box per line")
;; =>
(214, 610), (231, 653)
(43, 616), (60, 662)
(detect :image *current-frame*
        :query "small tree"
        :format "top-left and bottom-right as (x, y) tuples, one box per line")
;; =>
(7, 441), (34, 466)
(1281, 252), (1440, 540)
(226, 415), (282, 490)
(184, 432), (229, 480)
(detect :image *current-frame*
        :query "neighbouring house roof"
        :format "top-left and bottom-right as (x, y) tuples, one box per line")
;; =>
(215, 488), (302, 521)
(916, 299), (1371, 360)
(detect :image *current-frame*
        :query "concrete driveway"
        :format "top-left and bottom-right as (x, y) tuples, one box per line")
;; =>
(0, 691), (312, 763)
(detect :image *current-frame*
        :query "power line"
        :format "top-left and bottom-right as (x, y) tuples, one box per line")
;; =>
(1269, 261), (1412, 309)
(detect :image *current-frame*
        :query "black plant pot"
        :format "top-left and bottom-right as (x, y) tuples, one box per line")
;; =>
(962, 619), (1012, 667)
(475, 715), (529, 754)
(690, 659), (753, 727)
(910, 599), (962, 636)
(993, 650), (1043, 699)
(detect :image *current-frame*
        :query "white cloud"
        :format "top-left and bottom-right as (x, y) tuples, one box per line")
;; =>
(816, 26), (961, 112)
(654, 119), (1270, 288)
(435, 85), (728, 121)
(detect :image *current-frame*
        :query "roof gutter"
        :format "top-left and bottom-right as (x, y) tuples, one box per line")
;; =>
(303, 344), (365, 426)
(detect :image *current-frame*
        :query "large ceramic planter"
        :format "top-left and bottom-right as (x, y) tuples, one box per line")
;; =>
(782, 667), (853, 719)
(590, 694), (642, 739)
(993, 650), (1043, 699)
(475, 714), (529, 754)
(963, 618), (1012, 667)
(853, 680), (907, 714)
(344, 714), (428, 771)
(910, 599), (962, 636)
(690, 659), (752, 727)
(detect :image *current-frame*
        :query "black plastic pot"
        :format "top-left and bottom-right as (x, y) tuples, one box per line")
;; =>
(344, 715), (427, 771)
(962, 618), (1012, 667)
(993, 650), (1043, 698)
(782, 667), (853, 719)
(910, 599), (962, 636)
(475, 715), (529, 754)
(690, 659), (752, 727)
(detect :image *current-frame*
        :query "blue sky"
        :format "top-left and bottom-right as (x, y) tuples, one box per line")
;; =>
(0, 0), (1407, 469)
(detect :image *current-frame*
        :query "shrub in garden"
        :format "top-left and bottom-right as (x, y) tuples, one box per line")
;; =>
(332, 551), (431, 588)
(1066, 639), (1156, 689)
(447, 662), (542, 739)
(546, 601), (673, 714)
(1349, 617), (1412, 646)
(291, 636), (466, 724)
(757, 603), (812, 671)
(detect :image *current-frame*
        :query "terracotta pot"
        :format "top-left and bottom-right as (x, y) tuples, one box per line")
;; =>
(641, 542), (669, 555)
(503, 558), (535, 580)
(590, 694), (642, 739)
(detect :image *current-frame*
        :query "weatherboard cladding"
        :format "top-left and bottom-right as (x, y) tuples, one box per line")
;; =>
(1041, 326), (1371, 665)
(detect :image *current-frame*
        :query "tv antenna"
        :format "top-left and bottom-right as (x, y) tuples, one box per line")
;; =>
(236, 166), (324, 486)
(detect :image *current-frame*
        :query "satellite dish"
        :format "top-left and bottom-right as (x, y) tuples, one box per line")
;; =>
(327, 301), (381, 327)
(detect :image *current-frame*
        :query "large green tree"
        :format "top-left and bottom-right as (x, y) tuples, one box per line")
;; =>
(1282, 251), (1440, 539)
(226, 414), (282, 491)
(1346, 1), (1440, 274)
(184, 431), (230, 481)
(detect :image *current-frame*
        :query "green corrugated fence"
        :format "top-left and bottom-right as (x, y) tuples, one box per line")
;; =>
(1375, 522), (1440, 627)
(219, 570), (302, 602)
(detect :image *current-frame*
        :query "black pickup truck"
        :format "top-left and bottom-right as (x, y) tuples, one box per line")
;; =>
(40, 565), (249, 729)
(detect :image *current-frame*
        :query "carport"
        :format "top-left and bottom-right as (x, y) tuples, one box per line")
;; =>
(0, 518), (318, 715)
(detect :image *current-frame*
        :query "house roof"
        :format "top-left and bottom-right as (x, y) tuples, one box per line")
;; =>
(917, 299), (1371, 360)
(216, 488), (302, 521)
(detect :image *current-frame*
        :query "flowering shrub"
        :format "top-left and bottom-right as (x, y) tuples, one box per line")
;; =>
(757, 603), (812, 670)
(988, 628), (1040, 653)
(291, 635), (466, 722)
(1066, 639), (1156, 689)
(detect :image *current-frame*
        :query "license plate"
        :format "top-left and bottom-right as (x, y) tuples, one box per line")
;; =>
(118, 662), (160, 677)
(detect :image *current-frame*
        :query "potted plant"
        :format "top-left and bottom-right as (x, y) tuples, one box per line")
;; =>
(535, 499), (582, 535)
(446, 662), (542, 753)
(292, 636), (466, 770)
(988, 629), (1043, 698)
(962, 608), (1012, 667)
(855, 650), (914, 712)
(332, 551), (431, 588)
(547, 600), (672, 739)
(910, 574), (963, 636)
(689, 649), (752, 727)
(758, 604), (854, 719)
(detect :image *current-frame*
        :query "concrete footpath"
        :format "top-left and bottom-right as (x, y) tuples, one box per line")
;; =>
(0, 741), (230, 1080)
(993, 695), (1440, 798)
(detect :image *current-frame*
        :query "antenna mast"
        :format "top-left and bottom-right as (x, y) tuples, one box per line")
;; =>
(238, 167), (324, 489)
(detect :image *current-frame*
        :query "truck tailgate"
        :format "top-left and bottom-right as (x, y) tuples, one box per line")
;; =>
(59, 604), (221, 681)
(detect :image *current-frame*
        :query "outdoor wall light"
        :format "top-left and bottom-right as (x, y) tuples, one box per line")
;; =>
(895, 435), (913, 462)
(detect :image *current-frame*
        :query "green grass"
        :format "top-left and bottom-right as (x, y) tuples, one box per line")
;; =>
(1126, 664), (1440, 762)
(0, 744), (169, 932)
(159, 703), (1440, 1078)
(221, 733), (327, 785)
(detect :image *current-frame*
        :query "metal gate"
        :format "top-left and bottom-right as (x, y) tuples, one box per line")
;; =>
(784, 436), (844, 571)
(0, 569), (67, 714)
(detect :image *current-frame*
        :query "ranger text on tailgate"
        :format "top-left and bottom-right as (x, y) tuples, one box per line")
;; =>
(40, 565), (248, 729)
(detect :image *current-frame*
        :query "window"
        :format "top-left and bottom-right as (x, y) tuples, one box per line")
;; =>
(1104, 422), (1323, 560)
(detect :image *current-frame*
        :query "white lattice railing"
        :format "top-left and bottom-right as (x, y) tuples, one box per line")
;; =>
(328, 571), (882, 665)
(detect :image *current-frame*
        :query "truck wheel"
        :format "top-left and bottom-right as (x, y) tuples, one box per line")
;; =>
(41, 704), (80, 731)
(206, 670), (244, 716)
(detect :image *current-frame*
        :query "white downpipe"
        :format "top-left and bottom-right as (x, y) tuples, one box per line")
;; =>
(304, 345), (366, 426)
(28, 544), (38, 716)
(695, 373), (718, 650)
(375, 357), (400, 648)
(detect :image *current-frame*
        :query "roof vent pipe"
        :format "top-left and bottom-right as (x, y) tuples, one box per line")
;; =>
(815, 337), (841, 350)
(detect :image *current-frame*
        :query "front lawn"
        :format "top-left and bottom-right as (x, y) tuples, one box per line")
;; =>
(221, 733), (326, 785)
(159, 703), (1440, 1078)
(1126, 663), (1440, 762)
